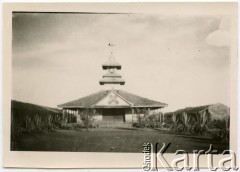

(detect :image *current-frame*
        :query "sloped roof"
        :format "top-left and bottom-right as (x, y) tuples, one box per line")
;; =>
(58, 90), (167, 108)
(58, 91), (108, 108)
(117, 90), (167, 107)
(164, 103), (229, 121)
(12, 100), (61, 114)
(165, 103), (229, 116)
(102, 52), (121, 70)
(165, 105), (212, 116)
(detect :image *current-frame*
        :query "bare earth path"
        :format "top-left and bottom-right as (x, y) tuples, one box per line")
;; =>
(13, 128), (228, 153)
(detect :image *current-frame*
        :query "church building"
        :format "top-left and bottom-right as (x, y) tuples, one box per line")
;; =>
(58, 48), (167, 126)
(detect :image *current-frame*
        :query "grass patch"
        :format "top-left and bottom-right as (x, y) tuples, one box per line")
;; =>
(12, 128), (229, 153)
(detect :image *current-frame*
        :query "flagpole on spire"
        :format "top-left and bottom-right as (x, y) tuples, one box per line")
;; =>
(108, 42), (116, 47)
(109, 42), (116, 55)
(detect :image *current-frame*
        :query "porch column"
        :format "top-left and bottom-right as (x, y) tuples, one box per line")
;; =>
(76, 109), (81, 123)
(63, 109), (67, 123)
(159, 110), (162, 123)
(162, 112), (165, 125)
(131, 108), (134, 123)
(66, 109), (69, 123)
(62, 109), (65, 122)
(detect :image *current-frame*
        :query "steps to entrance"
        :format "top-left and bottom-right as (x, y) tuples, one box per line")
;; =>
(98, 122), (132, 128)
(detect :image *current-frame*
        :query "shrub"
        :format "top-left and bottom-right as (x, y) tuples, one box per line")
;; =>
(11, 121), (25, 149)
(207, 119), (229, 141)
(58, 122), (98, 130)
(60, 123), (74, 130)
(73, 123), (84, 129)
(146, 122), (162, 128)
(53, 120), (62, 128)
(88, 120), (98, 128)
(208, 129), (229, 141)
(208, 119), (228, 130)
(132, 109), (163, 129)
(132, 122), (141, 128)
(169, 114), (181, 132)
(80, 108), (95, 129)
(189, 123), (208, 135)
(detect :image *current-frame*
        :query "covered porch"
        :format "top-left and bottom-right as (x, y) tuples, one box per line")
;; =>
(61, 107), (165, 127)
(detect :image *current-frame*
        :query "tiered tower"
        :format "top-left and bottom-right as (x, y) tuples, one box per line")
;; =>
(99, 46), (125, 85)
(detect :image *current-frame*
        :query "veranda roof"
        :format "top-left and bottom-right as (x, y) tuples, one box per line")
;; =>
(165, 103), (229, 121)
(99, 77), (125, 85)
(58, 90), (167, 108)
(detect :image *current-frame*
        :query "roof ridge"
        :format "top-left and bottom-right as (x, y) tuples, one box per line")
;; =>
(58, 90), (108, 107)
(117, 89), (167, 105)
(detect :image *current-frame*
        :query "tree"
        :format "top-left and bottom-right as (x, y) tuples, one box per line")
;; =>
(135, 108), (148, 130)
(81, 108), (94, 130)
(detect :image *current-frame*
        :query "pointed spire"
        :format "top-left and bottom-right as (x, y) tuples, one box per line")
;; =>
(99, 45), (125, 85)
(102, 52), (121, 70)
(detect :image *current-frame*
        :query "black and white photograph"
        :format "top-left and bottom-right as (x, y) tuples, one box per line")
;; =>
(3, 2), (238, 169)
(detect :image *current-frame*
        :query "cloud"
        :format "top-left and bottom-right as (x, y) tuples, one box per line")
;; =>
(206, 17), (230, 47)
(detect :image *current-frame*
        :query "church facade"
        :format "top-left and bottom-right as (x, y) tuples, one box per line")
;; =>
(58, 89), (167, 124)
(58, 48), (167, 125)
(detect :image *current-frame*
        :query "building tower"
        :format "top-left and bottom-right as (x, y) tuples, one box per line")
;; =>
(99, 44), (125, 85)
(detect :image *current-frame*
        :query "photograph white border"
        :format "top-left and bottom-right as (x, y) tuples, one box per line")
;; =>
(2, 2), (238, 169)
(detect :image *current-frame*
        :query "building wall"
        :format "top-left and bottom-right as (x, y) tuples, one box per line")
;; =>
(125, 109), (137, 123)
(93, 109), (103, 122)
(93, 108), (137, 123)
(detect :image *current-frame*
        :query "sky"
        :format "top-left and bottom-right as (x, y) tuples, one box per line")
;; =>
(12, 13), (231, 112)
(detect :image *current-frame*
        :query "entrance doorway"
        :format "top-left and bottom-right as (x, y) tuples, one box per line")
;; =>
(102, 109), (125, 123)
